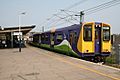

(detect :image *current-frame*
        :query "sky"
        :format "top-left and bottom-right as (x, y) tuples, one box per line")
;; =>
(0, 0), (120, 34)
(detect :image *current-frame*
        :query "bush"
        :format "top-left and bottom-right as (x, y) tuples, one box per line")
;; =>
(105, 54), (116, 64)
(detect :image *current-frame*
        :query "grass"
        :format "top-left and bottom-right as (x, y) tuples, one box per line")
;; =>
(29, 42), (80, 58)
(54, 45), (79, 57)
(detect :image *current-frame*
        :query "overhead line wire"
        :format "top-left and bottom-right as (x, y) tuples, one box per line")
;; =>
(65, 0), (89, 10)
(40, 0), (89, 29)
(84, 0), (120, 12)
(85, 0), (120, 15)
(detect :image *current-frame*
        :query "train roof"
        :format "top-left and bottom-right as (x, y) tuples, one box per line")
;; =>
(41, 24), (81, 34)
(56, 24), (81, 32)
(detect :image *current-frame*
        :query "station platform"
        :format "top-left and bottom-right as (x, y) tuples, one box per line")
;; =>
(0, 45), (120, 80)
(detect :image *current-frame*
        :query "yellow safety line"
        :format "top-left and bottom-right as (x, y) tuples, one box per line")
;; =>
(30, 47), (120, 80)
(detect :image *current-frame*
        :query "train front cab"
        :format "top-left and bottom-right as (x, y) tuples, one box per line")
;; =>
(77, 22), (111, 61)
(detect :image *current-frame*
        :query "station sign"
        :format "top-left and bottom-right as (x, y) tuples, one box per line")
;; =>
(13, 32), (22, 35)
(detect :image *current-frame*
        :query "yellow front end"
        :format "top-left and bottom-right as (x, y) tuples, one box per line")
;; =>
(101, 23), (111, 53)
(77, 22), (111, 56)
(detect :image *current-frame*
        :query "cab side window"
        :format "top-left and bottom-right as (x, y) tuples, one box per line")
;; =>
(84, 25), (92, 41)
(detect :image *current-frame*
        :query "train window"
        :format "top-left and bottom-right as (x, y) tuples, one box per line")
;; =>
(74, 32), (77, 43)
(103, 27), (110, 41)
(95, 29), (98, 39)
(56, 34), (63, 42)
(69, 31), (77, 45)
(83, 25), (92, 41)
(45, 34), (49, 41)
(41, 34), (45, 41)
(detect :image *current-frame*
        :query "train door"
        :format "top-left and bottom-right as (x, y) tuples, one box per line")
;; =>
(69, 30), (77, 49)
(95, 25), (101, 54)
(39, 35), (41, 44)
(50, 33), (54, 47)
(69, 32), (73, 45)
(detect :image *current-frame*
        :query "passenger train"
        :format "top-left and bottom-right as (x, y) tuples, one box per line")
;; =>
(30, 22), (111, 62)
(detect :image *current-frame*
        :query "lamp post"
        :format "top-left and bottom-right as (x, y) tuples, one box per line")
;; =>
(18, 12), (26, 52)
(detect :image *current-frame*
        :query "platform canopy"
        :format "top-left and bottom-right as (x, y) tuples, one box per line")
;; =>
(0, 25), (35, 35)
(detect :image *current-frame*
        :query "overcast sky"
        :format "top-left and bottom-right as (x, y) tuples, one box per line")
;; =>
(0, 0), (120, 34)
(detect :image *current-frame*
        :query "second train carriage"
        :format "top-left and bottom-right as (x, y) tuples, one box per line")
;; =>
(32, 22), (111, 62)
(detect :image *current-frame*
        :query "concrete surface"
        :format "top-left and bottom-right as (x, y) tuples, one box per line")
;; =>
(0, 45), (120, 80)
